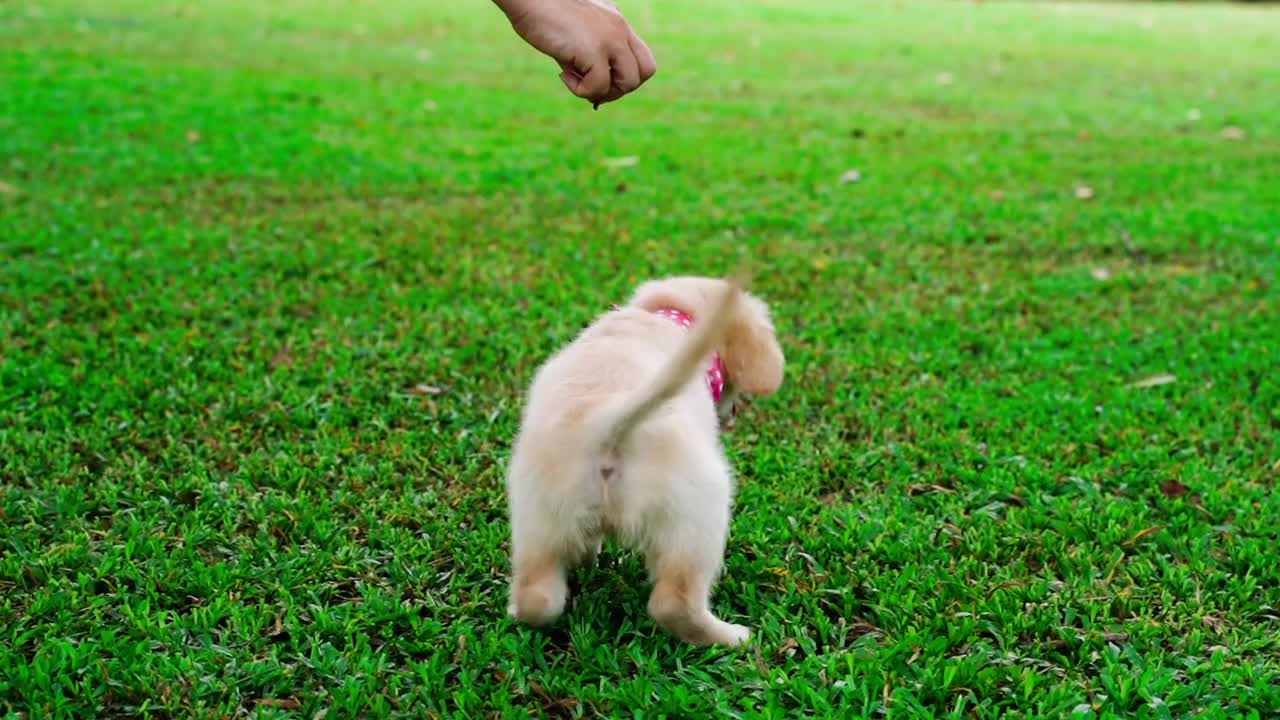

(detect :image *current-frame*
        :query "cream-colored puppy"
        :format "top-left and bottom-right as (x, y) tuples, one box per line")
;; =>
(505, 275), (784, 646)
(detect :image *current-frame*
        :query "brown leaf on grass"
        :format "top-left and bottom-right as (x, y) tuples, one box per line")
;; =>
(254, 697), (301, 709)
(932, 522), (964, 547)
(1129, 374), (1176, 389)
(410, 383), (446, 396)
(907, 483), (954, 496)
(774, 638), (800, 661)
(1124, 526), (1164, 546)
(1202, 615), (1225, 633)
(1220, 126), (1246, 141)
(1159, 479), (1190, 498)
(848, 620), (882, 639)
(185, 129), (201, 144)
(270, 346), (294, 369)
(529, 681), (580, 714)
(0, 180), (18, 195)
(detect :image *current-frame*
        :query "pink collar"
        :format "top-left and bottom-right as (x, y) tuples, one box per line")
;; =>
(652, 307), (726, 404)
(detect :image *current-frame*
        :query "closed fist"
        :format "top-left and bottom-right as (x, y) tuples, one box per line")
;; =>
(496, 0), (657, 106)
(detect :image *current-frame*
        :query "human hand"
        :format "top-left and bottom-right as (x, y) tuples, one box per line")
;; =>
(494, 0), (657, 107)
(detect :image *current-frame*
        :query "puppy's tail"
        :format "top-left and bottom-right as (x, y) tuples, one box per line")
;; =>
(600, 273), (747, 452)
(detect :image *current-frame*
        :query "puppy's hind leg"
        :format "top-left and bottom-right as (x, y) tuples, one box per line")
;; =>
(508, 453), (612, 626)
(506, 466), (601, 622)
(649, 561), (749, 646)
(508, 535), (571, 627)
(507, 495), (579, 626)
(644, 472), (749, 647)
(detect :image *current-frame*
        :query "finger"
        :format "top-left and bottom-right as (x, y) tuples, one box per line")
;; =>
(559, 52), (612, 101)
(609, 45), (642, 96)
(629, 35), (657, 84)
(561, 69), (612, 106)
(558, 60), (583, 88)
(592, 78), (631, 106)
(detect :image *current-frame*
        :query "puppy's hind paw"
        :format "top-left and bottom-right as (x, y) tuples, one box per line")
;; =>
(719, 623), (751, 647)
(507, 586), (567, 626)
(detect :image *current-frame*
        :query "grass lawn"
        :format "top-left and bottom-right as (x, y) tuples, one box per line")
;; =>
(3, 0), (1280, 716)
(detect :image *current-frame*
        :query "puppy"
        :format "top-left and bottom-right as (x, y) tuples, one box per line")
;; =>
(505, 275), (784, 646)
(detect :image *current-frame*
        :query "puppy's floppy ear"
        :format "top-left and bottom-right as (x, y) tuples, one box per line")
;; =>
(723, 293), (784, 396)
(629, 275), (783, 396)
(628, 277), (693, 314)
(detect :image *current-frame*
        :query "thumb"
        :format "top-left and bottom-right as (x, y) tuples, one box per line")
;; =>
(559, 55), (612, 102)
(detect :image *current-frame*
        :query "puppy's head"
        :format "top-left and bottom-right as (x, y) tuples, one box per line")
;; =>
(627, 276), (785, 397)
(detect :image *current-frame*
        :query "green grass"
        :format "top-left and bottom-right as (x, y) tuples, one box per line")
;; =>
(2, 0), (1279, 716)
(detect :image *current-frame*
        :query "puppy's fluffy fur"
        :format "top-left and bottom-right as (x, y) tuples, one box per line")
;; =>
(505, 276), (784, 646)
